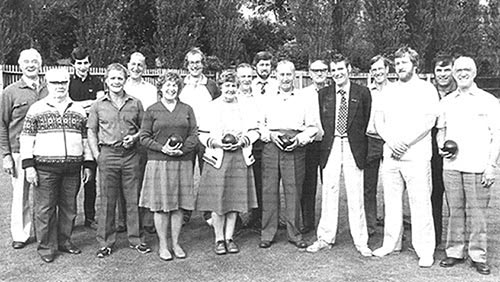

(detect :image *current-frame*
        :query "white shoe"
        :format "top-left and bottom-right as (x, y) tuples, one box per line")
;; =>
(418, 257), (434, 268)
(372, 247), (393, 257)
(357, 246), (373, 257)
(306, 240), (332, 253)
(206, 218), (213, 227)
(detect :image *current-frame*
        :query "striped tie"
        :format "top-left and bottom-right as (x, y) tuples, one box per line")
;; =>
(336, 90), (348, 135)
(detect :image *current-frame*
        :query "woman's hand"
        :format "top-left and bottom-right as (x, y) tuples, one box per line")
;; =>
(161, 142), (183, 156)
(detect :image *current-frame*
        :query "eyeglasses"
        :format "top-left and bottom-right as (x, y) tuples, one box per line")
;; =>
(310, 69), (328, 73)
(48, 81), (69, 85)
(188, 60), (202, 65)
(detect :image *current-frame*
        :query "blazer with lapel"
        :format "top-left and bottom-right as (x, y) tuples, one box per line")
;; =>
(318, 81), (371, 169)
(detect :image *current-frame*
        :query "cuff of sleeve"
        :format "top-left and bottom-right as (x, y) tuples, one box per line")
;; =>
(83, 160), (97, 170)
(22, 158), (35, 169)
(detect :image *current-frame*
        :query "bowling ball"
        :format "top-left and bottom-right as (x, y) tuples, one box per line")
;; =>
(278, 134), (294, 149)
(442, 140), (458, 155)
(222, 133), (238, 144)
(168, 134), (183, 147)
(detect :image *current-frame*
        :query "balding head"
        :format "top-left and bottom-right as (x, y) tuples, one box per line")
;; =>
(452, 56), (477, 90)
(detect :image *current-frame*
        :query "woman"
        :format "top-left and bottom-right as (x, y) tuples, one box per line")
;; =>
(139, 72), (198, 261)
(196, 70), (259, 255)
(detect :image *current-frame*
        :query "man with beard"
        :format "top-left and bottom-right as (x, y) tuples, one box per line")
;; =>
(373, 47), (438, 268)
(430, 54), (456, 249)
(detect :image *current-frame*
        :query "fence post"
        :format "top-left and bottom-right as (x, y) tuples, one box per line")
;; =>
(0, 65), (3, 91)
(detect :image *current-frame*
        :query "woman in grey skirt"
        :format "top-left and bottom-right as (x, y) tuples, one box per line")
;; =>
(139, 72), (198, 261)
(196, 70), (259, 255)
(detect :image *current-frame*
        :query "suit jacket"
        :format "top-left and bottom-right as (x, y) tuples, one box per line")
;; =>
(318, 81), (371, 169)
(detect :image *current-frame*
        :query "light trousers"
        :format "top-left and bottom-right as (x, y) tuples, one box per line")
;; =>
(316, 137), (369, 250)
(380, 158), (435, 258)
(10, 153), (32, 242)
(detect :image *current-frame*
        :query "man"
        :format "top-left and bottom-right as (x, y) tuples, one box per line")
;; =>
(364, 55), (391, 236)
(88, 63), (151, 258)
(0, 48), (48, 250)
(430, 54), (456, 248)
(124, 52), (158, 234)
(306, 54), (372, 257)
(437, 56), (500, 275)
(178, 47), (220, 224)
(20, 68), (93, 263)
(299, 59), (327, 234)
(259, 60), (319, 249)
(68, 47), (104, 230)
(245, 51), (279, 230)
(373, 47), (438, 268)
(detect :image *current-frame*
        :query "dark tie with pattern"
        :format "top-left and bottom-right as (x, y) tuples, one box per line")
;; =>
(259, 81), (268, 95)
(336, 89), (348, 135)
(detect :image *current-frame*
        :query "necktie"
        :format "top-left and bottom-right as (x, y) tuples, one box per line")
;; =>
(336, 90), (348, 135)
(259, 81), (268, 95)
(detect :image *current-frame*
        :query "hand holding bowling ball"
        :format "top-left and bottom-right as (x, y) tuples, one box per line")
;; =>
(222, 133), (238, 145)
(441, 140), (458, 158)
(168, 134), (184, 147)
(278, 134), (294, 150)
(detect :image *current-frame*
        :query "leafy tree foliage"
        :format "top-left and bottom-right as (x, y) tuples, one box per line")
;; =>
(0, 0), (34, 64)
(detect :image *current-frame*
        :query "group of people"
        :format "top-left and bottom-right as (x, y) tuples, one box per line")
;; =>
(1, 45), (498, 276)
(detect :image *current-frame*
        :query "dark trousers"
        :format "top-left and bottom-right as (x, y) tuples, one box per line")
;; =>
(261, 142), (305, 242)
(35, 169), (80, 256)
(431, 154), (444, 246)
(301, 141), (320, 229)
(82, 163), (97, 222)
(249, 141), (264, 224)
(364, 136), (384, 234)
(97, 147), (144, 248)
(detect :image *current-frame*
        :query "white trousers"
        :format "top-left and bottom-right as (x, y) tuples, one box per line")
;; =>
(10, 153), (32, 242)
(380, 158), (435, 258)
(316, 137), (369, 249)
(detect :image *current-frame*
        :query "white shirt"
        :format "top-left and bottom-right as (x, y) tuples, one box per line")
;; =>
(124, 78), (157, 109)
(377, 77), (439, 161)
(366, 82), (392, 138)
(300, 84), (324, 141)
(251, 77), (279, 97)
(437, 84), (500, 172)
(179, 74), (213, 121)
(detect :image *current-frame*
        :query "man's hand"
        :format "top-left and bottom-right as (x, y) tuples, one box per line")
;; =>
(438, 148), (456, 159)
(481, 165), (496, 188)
(122, 135), (137, 149)
(388, 141), (408, 160)
(2, 154), (16, 178)
(270, 132), (285, 151)
(295, 133), (312, 147)
(82, 168), (93, 184)
(283, 137), (299, 152)
(161, 142), (183, 156)
(25, 167), (38, 186)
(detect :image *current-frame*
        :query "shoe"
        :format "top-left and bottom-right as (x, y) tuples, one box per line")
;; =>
(58, 243), (82, 254)
(12, 241), (26, 249)
(471, 261), (490, 275)
(226, 239), (239, 254)
(376, 217), (384, 226)
(259, 240), (272, 249)
(306, 240), (332, 253)
(439, 257), (464, 268)
(130, 243), (152, 254)
(278, 220), (287, 229)
(357, 246), (373, 257)
(214, 240), (226, 255)
(300, 226), (313, 234)
(40, 254), (55, 263)
(116, 225), (127, 233)
(418, 257), (434, 268)
(159, 250), (173, 261)
(172, 245), (186, 259)
(206, 218), (214, 227)
(96, 247), (112, 258)
(84, 220), (98, 230)
(289, 240), (308, 249)
(372, 247), (394, 257)
(144, 225), (156, 234)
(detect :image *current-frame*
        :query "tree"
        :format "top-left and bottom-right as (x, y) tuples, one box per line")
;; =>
(0, 0), (35, 64)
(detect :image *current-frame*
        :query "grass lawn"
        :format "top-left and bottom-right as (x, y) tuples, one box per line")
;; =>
(0, 164), (499, 282)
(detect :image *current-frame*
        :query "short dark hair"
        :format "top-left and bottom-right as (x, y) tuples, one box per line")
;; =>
(433, 53), (454, 70)
(157, 72), (182, 96)
(330, 53), (350, 67)
(252, 51), (273, 66)
(394, 46), (420, 68)
(183, 47), (205, 69)
(370, 55), (391, 68)
(71, 47), (91, 64)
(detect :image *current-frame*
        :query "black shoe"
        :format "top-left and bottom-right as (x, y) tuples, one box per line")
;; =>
(289, 240), (308, 249)
(471, 261), (490, 275)
(116, 225), (127, 233)
(84, 220), (98, 230)
(96, 247), (112, 258)
(376, 217), (384, 227)
(214, 240), (227, 255)
(300, 226), (313, 234)
(12, 241), (26, 249)
(130, 243), (152, 254)
(226, 239), (239, 254)
(58, 243), (82, 255)
(144, 225), (156, 234)
(259, 240), (272, 248)
(439, 257), (464, 268)
(40, 254), (55, 263)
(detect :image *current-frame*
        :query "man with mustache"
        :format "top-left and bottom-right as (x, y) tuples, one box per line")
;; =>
(373, 47), (438, 268)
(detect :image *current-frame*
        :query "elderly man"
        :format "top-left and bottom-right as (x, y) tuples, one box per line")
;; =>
(20, 68), (93, 263)
(259, 60), (319, 249)
(364, 55), (392, 236)
(88, 63), (150, 258)
(306, 54), (372, 256)
(437, 57), (500, 275)
(0, 48), (48, 250)
(68, 47), (104, 230)
(300, 59), (327, 234)
(373, 47), (438, 268)
(123, 52), (158, 234)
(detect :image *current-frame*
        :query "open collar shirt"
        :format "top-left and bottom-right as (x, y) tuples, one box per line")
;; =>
(124, 78), (158, 110)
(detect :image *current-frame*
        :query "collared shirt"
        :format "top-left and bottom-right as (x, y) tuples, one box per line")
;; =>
(179, 74), (213, 121)
(124, 78), (158, 109)
(366, 81), (392, 138)
(334, 81), (351, 137)
(0, 78), (48, 154)
(299, 84), (324, 141)
(251, 77), (279, 96)
(69, 73), (104, 102)
(87, 92), (144, 147)
(22, 76), (40, 90)
(377, 77), (439, 161)
(436, 84), (500, 172)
